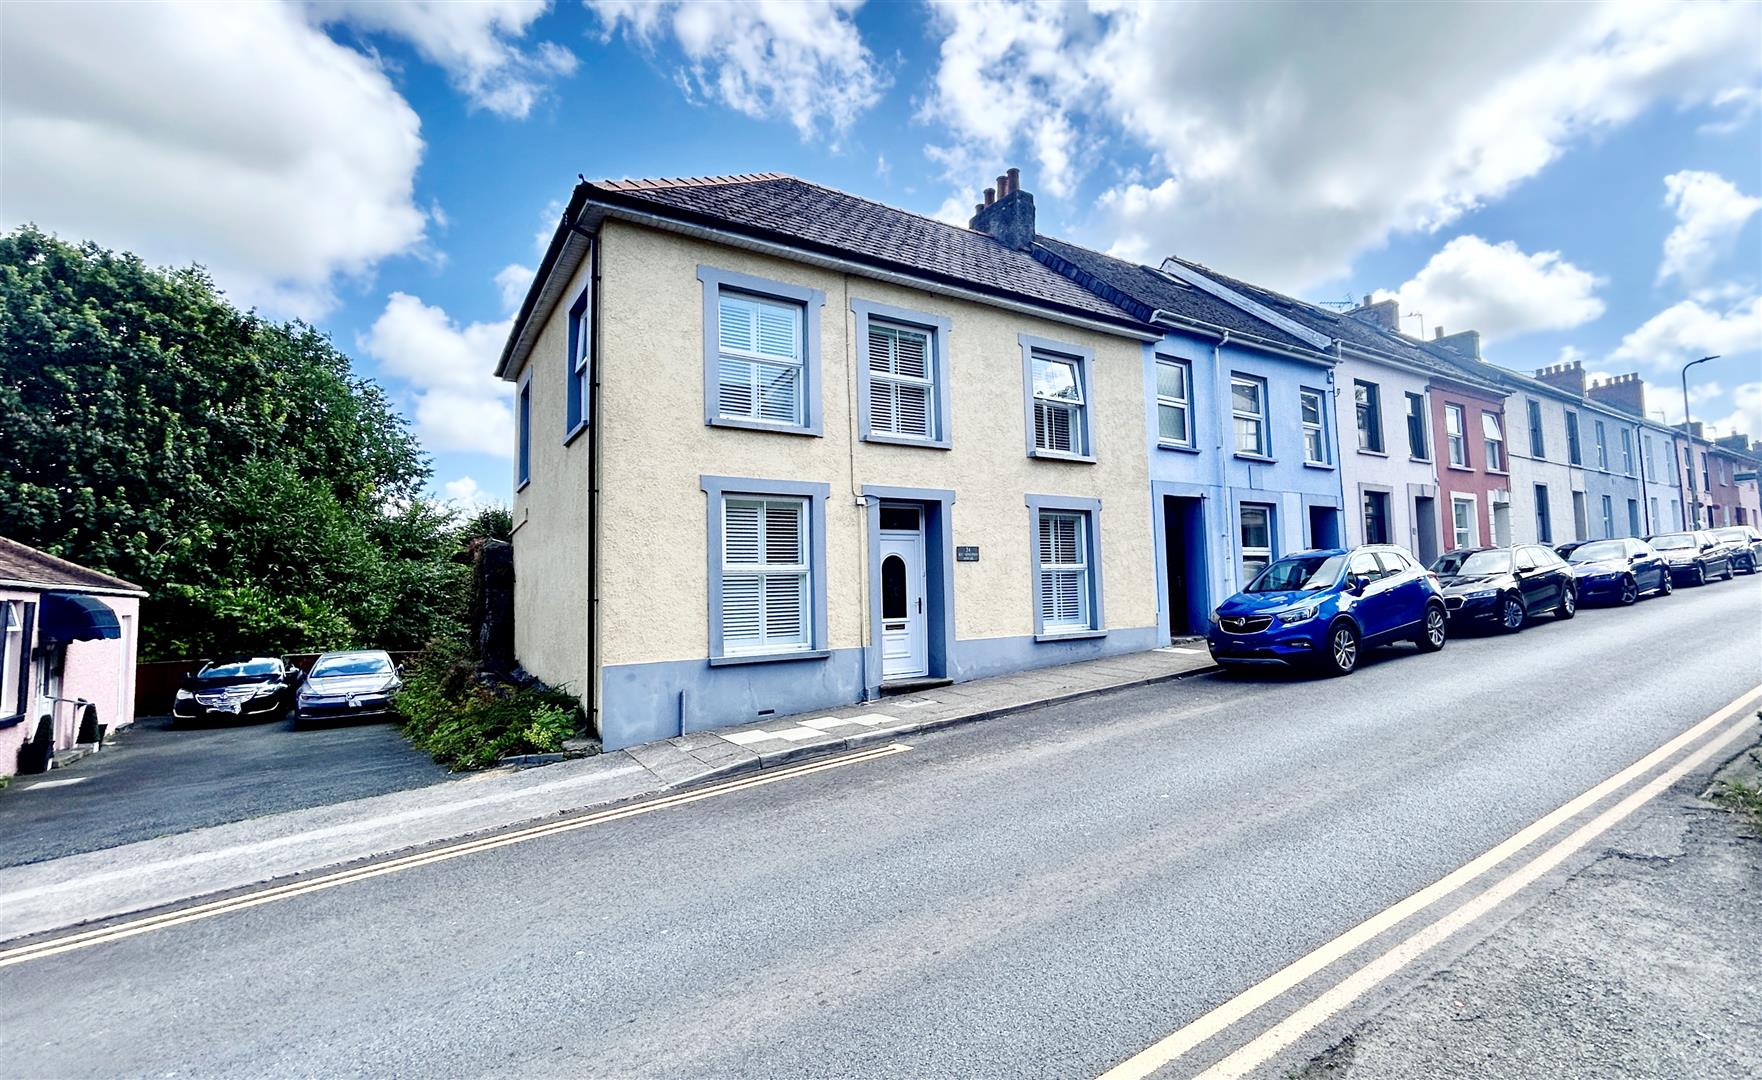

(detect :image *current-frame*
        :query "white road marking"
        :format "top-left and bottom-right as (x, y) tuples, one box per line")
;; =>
(22, 777), (90, 790)
(1098, 682), (1762, 1080)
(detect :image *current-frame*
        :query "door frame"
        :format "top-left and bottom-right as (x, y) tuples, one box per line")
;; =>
(862, 485), (955, 699)
(1151, 480), (1212, 643)
(878, 515), (929, 680)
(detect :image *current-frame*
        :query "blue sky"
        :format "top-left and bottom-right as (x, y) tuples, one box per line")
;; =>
(4, 1), (1759, 508)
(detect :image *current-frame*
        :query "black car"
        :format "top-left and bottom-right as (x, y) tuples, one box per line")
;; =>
(292, 649), (402, 726)
(1645, 531), (1734, 586)
(172, 656), (300, 722)
(1553, 541), (1587, 560)
(1564, 538), (1673, 605)
(1430, 545), (1577, 631)
(1708, 526), (1761, 574)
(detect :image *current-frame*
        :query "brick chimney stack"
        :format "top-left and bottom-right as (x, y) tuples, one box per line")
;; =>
(1533, 359), (1587, 395)
(1432, 327), (1482, 360)
(969, 165), (1036, 251)
(1346, 294), (1400, 331)
(1585, 372), (1647, 416)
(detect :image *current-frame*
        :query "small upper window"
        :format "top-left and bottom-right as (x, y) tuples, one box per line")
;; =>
(1031, 350), (1086, 455)
(1156, 356), (1193, 447)
(1300, 388), (1328, 465)
(1232, 376), (1268, 457)
(1354, 381), (1383, 453)
(866, 321), (936, 441)
(1482, 412), (1505, 472)
(1445, 404), (1467, 467)
(716, 291), (806, 427)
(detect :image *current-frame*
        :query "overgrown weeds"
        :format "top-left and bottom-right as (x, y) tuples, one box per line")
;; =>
(395, 637), (584, 770)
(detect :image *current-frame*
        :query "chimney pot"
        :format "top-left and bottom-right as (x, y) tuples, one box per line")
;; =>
(1434, 327), (1444, 339)
(1007, 167), (1020, 193)
(968, 167), (1037, 250)
(996, 174), (1009, 197)
(984, 186), (995, 206)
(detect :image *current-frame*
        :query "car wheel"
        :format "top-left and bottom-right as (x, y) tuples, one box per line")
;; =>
(1618, 576), (1638, 606)
(1692, 563), (1706, 586)
(1500, 594), (1526, 632)
(1723, 561), (1736, 580)
(1556, 586), (1577, 619)
(1322, 621), (1359, 676)
(1658, 573), (1674, 597)
(1415, 604), (1448, 651)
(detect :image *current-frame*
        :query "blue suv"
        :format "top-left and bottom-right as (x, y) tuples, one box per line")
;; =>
(1207, 545), (1448, 676)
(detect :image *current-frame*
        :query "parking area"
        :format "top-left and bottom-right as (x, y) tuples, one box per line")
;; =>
(0, 713), (451, 868)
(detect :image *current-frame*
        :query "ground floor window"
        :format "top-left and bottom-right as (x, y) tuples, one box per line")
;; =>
(1036, 509), (1095, 632)
(1571, 491), (1588, 540)
(1451, 496), (1477, 550)
(1534, 484), (1552, 543)
(1362, 490), (1391, 545)
(721, 496), (810, 653)
(1240, 504), (1274, 581)
(1626, 499), (1640, 537)
(1600, 495), (1614, 538)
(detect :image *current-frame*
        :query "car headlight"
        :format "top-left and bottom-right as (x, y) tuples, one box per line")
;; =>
(175, 688), (193, 700)
(1276, 604), (1320, 624)
(1463, 589), (1497, 599)
(1208, 610), (1221, 625)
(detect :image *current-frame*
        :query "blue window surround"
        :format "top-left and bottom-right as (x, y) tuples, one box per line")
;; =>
(696, 265), (825, 437)
(852, 299), (953, 449)
(700, 475), (831, 666)
(515, 368), (532, 492)
(1025, 493), (1106, 641)
(1019, 333), (1097, 463)
(564, 270), (592, 445)
(861, 485), (956, 697)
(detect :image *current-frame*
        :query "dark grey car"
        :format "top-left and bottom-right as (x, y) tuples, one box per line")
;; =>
(1708, 526), (1761, 574)
(292, 650), (402, 727)
(1644, 531), (1734, 586)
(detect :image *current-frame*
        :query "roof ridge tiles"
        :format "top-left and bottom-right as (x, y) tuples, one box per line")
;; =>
(597, 172), (791, 191)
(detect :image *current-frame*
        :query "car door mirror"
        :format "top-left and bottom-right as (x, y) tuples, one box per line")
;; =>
(1347, 575), (1369, 595)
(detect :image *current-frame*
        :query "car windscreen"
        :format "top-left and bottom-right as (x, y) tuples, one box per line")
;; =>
(1710, 528), (1746, 542)
(1436, 550), (1510, 576)
(1247, 554), (1345, 592)
(1649, 534), (1694, 550)
(200, 659), (280, 678)
(310, 655), (394, 678)
(1569, 540), (1627, 563)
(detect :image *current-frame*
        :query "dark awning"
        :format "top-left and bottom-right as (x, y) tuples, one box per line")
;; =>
(40, 591), (122, 642)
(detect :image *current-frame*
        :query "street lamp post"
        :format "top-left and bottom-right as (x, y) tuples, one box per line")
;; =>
(1681, 354), (1720, 529)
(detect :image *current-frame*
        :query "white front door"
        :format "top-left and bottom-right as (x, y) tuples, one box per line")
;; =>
(879, 511), (928, 681)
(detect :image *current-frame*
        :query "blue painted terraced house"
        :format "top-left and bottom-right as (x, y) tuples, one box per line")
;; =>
(1023, 240), (1346, 639)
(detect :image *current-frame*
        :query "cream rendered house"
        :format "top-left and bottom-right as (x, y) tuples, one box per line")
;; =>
(497, 173), (1162, 749)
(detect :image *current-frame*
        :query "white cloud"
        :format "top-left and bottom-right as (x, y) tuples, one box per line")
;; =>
(307, 0), (577, 119)
(442, 475), (496, 509)
(358, 292), (514, 458)
(1706, 382), (1762, 440)
(1655, 380), (1729, 426)
(585, 0), (887, 140)
(0, 0), (428, 318)
(1657, 170), (1762, 285)
(1374, 236), (1606, 343)
(1608, 295), (1762, 371)
(917, 0), (1762, 292)
(495, 263), (536, 312)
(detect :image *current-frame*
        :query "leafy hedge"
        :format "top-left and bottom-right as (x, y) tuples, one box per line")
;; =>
(396, 637), (584, 770)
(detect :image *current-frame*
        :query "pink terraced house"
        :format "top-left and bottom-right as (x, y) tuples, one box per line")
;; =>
(1, 536), (144, 777)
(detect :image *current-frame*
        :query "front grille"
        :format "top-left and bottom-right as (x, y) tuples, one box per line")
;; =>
(1221, 615), (1273, 635)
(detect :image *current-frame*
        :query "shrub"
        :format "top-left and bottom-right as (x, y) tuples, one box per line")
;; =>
(396, 637), (585, 770)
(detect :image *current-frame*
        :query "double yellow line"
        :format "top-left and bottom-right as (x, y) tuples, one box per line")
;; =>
(1100, 684), (1762, 1080)
(0, 741), (913, 970)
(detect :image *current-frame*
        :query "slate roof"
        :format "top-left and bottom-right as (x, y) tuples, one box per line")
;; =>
(0, 536), (143, 594)
(1031, 237), (1319, 353)
(585, 175), (1147, 329)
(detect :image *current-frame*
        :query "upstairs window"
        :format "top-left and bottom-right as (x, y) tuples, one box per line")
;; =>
(1482, 411), (1505, 472)
(1354, 380), (1383, 452)
(1232, 375), (1269, 457)
(1405, 392), (1429, 460)
(1445, 404), (1467, 467)
(1594, 420), (1609, 470)
(1156, 356), (1193, 447)
(1565, 411), (1582, 465)
(866, 322), (935, 441)
(1300, 388), (1329, 465)
(1526, 398), (1545, 458)
(565, 272), (592, 438)
(1029, 347), (1089, 457)
(1620, 429), (1633, 475)
(717, 292), (805, 427)
(516, 372), (532, 489)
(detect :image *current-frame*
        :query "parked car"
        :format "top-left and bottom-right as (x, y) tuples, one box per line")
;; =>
(1708, 526), (1761, 574)
(1430, 545), (1577, 631)
(1553, 541), (1587, 560)
(172, 656), (300, 723)
(1645, 531), (1733, 586)
(292, 649), (403, 726)
(1564, 538), (1672, 605)
(1207, 545), (1446, 676)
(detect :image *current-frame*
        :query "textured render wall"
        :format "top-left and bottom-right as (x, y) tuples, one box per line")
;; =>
(509, 257), (594, 702)
(1430, 384), (1510, 548)
(1335, 356), (1437, 553)
(585, 222), (1157, 743)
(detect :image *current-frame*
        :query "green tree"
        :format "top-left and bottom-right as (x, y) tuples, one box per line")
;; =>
(0, 225), (473, 658)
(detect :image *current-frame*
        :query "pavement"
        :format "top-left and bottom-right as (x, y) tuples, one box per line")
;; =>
(0, 643), (1214, 943)
(0, 711), (451, 868)
(0, 576), (1755, 1078)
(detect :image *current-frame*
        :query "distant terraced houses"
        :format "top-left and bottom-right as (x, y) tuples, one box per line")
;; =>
(496, 169), (1762, 748)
